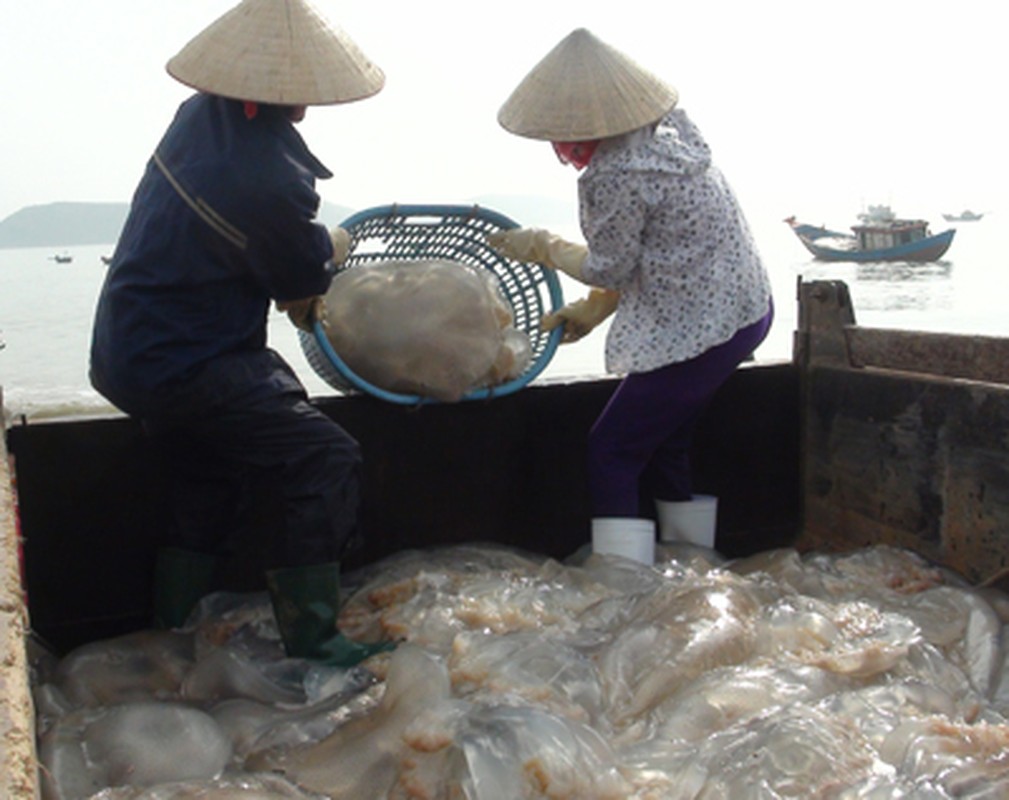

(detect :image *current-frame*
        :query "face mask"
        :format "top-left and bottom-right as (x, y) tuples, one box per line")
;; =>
(552, 140), (600, 170)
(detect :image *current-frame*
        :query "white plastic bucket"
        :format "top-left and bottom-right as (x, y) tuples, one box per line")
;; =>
(591, 518), (656, 565)
(656, 495), (718, 547)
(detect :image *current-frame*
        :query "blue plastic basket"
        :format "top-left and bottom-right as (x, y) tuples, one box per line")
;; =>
(298, 204), (565, 404)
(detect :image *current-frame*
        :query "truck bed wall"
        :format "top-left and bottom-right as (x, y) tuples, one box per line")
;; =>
(7, 279), (1009, 653)
(796, 279), (1009, 586)
(6, 363), (800, 654)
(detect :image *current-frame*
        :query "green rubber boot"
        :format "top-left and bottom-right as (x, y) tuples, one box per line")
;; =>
(265, 561), (394, 667)
(153, 547), (218, 629)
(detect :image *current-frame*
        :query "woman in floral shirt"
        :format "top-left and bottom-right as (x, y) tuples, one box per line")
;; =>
(490, 28), (773, 561)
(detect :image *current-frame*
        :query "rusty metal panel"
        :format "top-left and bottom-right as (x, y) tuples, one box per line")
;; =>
(801, 364), (1009, 584)
(797, 279), (1009, 386)
(795, 279), (855, 368)
(847, 327), (1009, 385)
(797, 278), (1009, 585)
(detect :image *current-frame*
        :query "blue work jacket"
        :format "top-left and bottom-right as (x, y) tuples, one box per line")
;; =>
(90, 94), (335, 416)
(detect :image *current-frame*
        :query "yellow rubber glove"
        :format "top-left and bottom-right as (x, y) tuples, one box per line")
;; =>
(487, 228), (589, 282)
(541, 288), (619, 343)
(276, 296), (324, 333)
(330, 226), (352, 265)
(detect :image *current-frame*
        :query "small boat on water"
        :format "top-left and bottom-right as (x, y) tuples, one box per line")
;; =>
(49, 252), (73, 264)
(942, 209), (984, 222)
(785, 206), (954, 263)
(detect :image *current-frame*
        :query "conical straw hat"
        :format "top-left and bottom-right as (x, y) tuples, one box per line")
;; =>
(498, 28), (677, 141)
(166, 0), (385, 106)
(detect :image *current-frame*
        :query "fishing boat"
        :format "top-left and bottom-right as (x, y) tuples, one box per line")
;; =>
(5, 279), (1009, 795)
(785, 210), (955, 263)
(49, 252), (73, 264)
(943, 209), (984, 222)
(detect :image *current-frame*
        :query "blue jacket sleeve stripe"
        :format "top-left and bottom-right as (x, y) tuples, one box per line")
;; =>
(153, 151), (249, 251)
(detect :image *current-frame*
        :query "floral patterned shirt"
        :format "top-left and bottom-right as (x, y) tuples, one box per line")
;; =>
(578, 108), (772, 374)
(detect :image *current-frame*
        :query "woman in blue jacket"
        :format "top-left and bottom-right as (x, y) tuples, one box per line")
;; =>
(90, 0), (385, 664)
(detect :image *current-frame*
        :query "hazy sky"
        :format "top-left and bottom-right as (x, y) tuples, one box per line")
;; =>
(1, 0), (1006, 229)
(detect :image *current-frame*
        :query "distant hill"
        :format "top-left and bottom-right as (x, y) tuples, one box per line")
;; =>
(0, 200), (357, 249)
(0, 202), (129, 249)
(0, 195), (573, 249)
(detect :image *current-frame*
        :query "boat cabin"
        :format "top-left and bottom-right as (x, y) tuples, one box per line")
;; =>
(851, 218), (932, 251)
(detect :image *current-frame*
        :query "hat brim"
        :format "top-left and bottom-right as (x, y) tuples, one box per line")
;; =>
(498, 28), (677, 141)
(166, 0), (385, 106)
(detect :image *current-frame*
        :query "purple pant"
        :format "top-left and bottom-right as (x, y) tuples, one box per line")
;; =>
(588, 303), (773, 517)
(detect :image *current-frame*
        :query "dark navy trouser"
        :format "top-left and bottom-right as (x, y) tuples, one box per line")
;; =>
(587, 303), (773, 517)
(142, 349), (361, 568)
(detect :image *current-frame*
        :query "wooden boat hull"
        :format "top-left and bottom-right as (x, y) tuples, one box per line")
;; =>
(788, 220), (955, 263)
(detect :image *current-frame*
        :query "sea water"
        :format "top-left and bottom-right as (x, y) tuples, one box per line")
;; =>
(1, 207), (1006, 421)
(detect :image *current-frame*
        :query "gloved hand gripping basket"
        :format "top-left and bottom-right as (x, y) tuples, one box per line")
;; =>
(298, 204), (565, 404)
